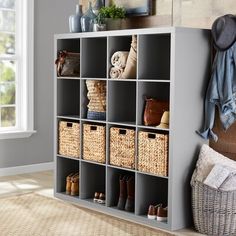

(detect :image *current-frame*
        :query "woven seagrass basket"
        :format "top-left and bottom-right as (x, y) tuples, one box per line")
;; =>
(83, 124), (106, 163)
(86, 80), (106, 121)
(138, 131), (168, 176)
(110, 127), (135, 169)
(58, 121), (80, 158)
(192, 180), (236, 236)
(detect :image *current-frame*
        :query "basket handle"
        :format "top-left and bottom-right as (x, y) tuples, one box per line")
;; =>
(119, 129), (127, 135)
(148, 133), (156, 139)
(66, 122), (73, 128)
(90, 125), (97, 131)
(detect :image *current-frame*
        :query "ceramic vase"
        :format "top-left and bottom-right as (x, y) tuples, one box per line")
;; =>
(81, 2), (97, 32)
(69, 4), (82, 33)
(93, 0), (104, 15)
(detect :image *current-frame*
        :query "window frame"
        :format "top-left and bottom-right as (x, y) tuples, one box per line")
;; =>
(0, 0), (35, 139)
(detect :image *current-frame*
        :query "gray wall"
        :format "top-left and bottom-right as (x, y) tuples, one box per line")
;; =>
(0, 0), (75, 168)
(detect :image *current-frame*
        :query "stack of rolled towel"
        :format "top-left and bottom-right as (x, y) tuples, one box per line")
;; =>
(110, 35), (137, 79)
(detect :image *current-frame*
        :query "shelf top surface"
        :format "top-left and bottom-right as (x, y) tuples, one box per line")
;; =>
(55, 26), (210, 40)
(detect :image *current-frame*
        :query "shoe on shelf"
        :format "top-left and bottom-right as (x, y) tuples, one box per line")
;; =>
(98, 193), (106, 204)
(93, 192), (100, 203)
(66, 172), (75, 195)
(147, 205), (157, 220)
(71, 173), (79, 196)
(117, 175), (128, 210)
(156, 204), (168, 222)
(125, 176), (135, 212)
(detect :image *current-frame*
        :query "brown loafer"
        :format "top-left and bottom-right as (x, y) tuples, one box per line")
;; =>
(156, 204), (168, 222)
(147, 205), (157, 220)
(98, 193), (105, 204)
(93, 192), (100, 203)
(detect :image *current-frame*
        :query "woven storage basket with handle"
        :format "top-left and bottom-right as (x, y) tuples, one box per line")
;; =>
(110, 127), (135, 169)
(138, 131), (168, 176)
(83, 124), (106, 163)
(192, 180), (236, 236)
(58, 121), (80, 158)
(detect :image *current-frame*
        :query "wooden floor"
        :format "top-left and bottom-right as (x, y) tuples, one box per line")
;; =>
(0, 170), (203, 236)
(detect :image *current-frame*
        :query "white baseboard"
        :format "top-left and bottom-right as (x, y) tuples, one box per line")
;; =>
(0, 162), (54, 177)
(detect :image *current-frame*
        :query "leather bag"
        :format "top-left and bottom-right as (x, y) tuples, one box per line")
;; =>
(55, 50), (80, 77)
(143, 98), (169, 126)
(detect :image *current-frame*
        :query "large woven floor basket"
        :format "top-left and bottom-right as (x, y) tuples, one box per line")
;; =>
(192, 180), (236, 236)
(58, 121), (80, 158)
(83, 124), (106, 163)
(138, 131), (168, 177)
(110, 127), (135, 169)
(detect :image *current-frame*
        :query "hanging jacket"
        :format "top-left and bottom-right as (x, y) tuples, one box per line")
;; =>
(197, 42), (236, 141)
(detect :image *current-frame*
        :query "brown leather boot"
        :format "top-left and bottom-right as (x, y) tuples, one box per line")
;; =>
(71, 173), (79, 196)
(66, 173), (75, 195)
(125, 176), (135, 212)
(117, 175), (127, 210)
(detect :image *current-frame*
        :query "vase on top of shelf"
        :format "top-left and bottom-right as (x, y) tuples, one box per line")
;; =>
(69, 4), (83, 33)
(81, 2), (97, 32)
(92, 0), (104, 15)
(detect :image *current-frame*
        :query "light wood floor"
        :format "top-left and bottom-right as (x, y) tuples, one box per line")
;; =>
(0, 171), (203, 236)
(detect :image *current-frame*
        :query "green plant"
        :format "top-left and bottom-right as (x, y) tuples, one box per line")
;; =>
(95, 12), (106, 25)
(98, 5), (125, 20)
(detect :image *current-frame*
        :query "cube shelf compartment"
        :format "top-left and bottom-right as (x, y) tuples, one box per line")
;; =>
(137, 127), (169, 177)
(80, 162), (106, 200)
(81, 37), (107, 78)
(138, 34), (170, 80)
(137, 82), (170, 127)
(57, 79), (80, 117)
(107, 166), (135, 209)
(56, 39), (80, 79)
(56, 156), (80, 195)
(136, 173), (168, 216)
(80, 79), (107, 120)
(108, 81), (136, 124)
(54, 27), (210, 231)
(108, 35), (135, 79)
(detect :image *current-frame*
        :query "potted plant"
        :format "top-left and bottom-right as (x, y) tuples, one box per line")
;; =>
(98, 5), (125, 30)
(93, 12), (106, 31)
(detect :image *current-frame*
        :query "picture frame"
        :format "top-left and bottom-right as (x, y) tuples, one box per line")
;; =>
(106, 0), (151, 16)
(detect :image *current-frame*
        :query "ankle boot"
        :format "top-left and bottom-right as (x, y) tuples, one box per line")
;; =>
(125, 176), (135, 212)
(117, 175), (127, 210)
(66, 173), (75, 195)
(71, 173), (79, 196)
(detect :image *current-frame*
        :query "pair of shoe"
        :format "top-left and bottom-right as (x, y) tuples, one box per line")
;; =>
(147, 204), (168, 222)
(66, 172), (79, 196)
(93, 192), (106, 204)
(117, 175), (135, 212)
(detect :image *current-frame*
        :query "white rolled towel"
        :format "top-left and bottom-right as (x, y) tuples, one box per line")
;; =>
(110, 67), (123, 79)
(111, 51), (129, 69)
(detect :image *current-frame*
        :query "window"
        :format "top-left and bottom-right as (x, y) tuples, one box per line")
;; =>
(0, 0), (35, 139)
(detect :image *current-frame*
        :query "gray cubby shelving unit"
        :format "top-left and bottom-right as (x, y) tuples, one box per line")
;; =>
(54, 27), (210, 231)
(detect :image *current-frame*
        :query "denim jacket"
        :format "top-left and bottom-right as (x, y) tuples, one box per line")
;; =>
(198, 42), (236, 141)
